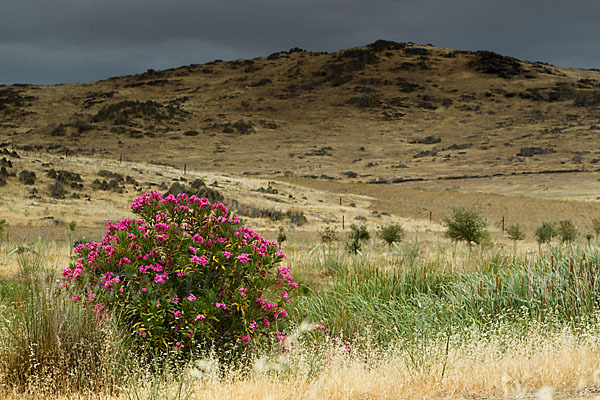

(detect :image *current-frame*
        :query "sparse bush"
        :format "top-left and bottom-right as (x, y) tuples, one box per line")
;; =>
(506, 224), (525, 241)
(50, 124), (66, 137)
(69, 220), (77, 251)
(442, 207), (489, 248)
(63, 191), (295, 361)
(586, 233), (594, 245)
(277, 226), (287, 246)
(346, 224), (370, 254)
(92, 100), (180, 123)
(592, 217), (600, 239)
(377, 223), (405, 247)
(535, 222), (557, 245)
(0, 219), (7, 241)
(557, 219), (578, 244)
(319, 225), (338, 245)
(506, 224), (525, 255)
(346, 95), (381, 108)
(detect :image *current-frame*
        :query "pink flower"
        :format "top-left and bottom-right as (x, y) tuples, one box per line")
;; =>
(237, 253), (249, 263)
(249, 321), (257, 330)
(281, 291), (289, 299)
(239, 287), (247, 297)
(154, 273), (168, 284)
(242, 336), (250, 344)
(223, 251), (231, 259)
(191, 255), (209, 266)
(72, 295), (80, 303)
(172, 310), (181, 319)
(215, 302), (227, 310)
(187, 293), (196, 301)
(195, 315), (205, 322)
(156, 301), (161, 308)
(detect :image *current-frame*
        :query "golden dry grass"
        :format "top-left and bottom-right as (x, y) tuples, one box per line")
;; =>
(3, 42), (600, 398)
(4, 328), (599, 399)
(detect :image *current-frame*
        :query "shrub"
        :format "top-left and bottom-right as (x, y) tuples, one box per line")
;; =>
(346, 224), (370, 254)
(506, 224), (525, 241)
(506, 224), (525, 255)
(442, 207), (489, 248)
(376, 223), (405, 247)
(586, 233), (594, 245)
(0, 219), (7, 241)
(319, 225), (337, 245)
(277, 226), (287, 246)
(592, 217), (600, 238)
(535, 222), (557, 245)
(557, 219), (578, 243)
(63, 191), (295, 360)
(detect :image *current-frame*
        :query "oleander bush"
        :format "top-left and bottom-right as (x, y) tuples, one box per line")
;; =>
(63, 191), (296, 361)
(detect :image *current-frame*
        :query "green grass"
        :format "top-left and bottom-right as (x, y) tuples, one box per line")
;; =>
(291, 241), (600, 347)
(2, 236), (600, 396)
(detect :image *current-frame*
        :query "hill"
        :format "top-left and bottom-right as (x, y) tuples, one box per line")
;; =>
(2, 40), (600, 241)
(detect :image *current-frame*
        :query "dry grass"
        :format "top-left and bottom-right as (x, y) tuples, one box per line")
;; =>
(5, 329), (597, 399)
(3, 43), (600, 186)
(128, 329), (600, 399)
(0, 239), (69, 276)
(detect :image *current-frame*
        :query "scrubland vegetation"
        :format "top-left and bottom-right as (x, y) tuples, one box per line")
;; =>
(1, 197), (600, 399)
(4, 39), (600, 399)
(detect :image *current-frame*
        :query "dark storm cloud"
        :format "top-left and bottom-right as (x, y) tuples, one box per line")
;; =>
(1, 0), (599, 84)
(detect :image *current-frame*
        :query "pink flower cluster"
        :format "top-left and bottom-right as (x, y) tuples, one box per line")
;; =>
(64, 190), (297, 355)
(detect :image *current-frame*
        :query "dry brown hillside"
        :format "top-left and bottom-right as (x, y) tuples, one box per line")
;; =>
(2, 40), (600, 242)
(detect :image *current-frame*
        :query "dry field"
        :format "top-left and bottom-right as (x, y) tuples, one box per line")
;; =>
(2, 40), (600, 399)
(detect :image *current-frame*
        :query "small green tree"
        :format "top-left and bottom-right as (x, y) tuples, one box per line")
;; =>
(442, 207), (489, 249)
(535, 222), (557, 247)
(346, 224), (370, 254)
(68, 220), (77, 251)
(592, 217), (600, 239)
(376, 223), (405, 247)
(506, 224), (525, 241)
(506, 224), (525, 255)
(586, 233), (594, 246)
(277, 226), (287, 246)
(0, 219), (7, 241)
(319, 224), (337, 246)
(557, 219), (578, 244)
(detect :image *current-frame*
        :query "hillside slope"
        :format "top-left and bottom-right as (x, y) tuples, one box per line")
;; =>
(2, 40), (600, 181)
(2, 40), (600, 240)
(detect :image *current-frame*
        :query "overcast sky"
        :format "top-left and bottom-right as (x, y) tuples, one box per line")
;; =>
(1, 0), (599, 85)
